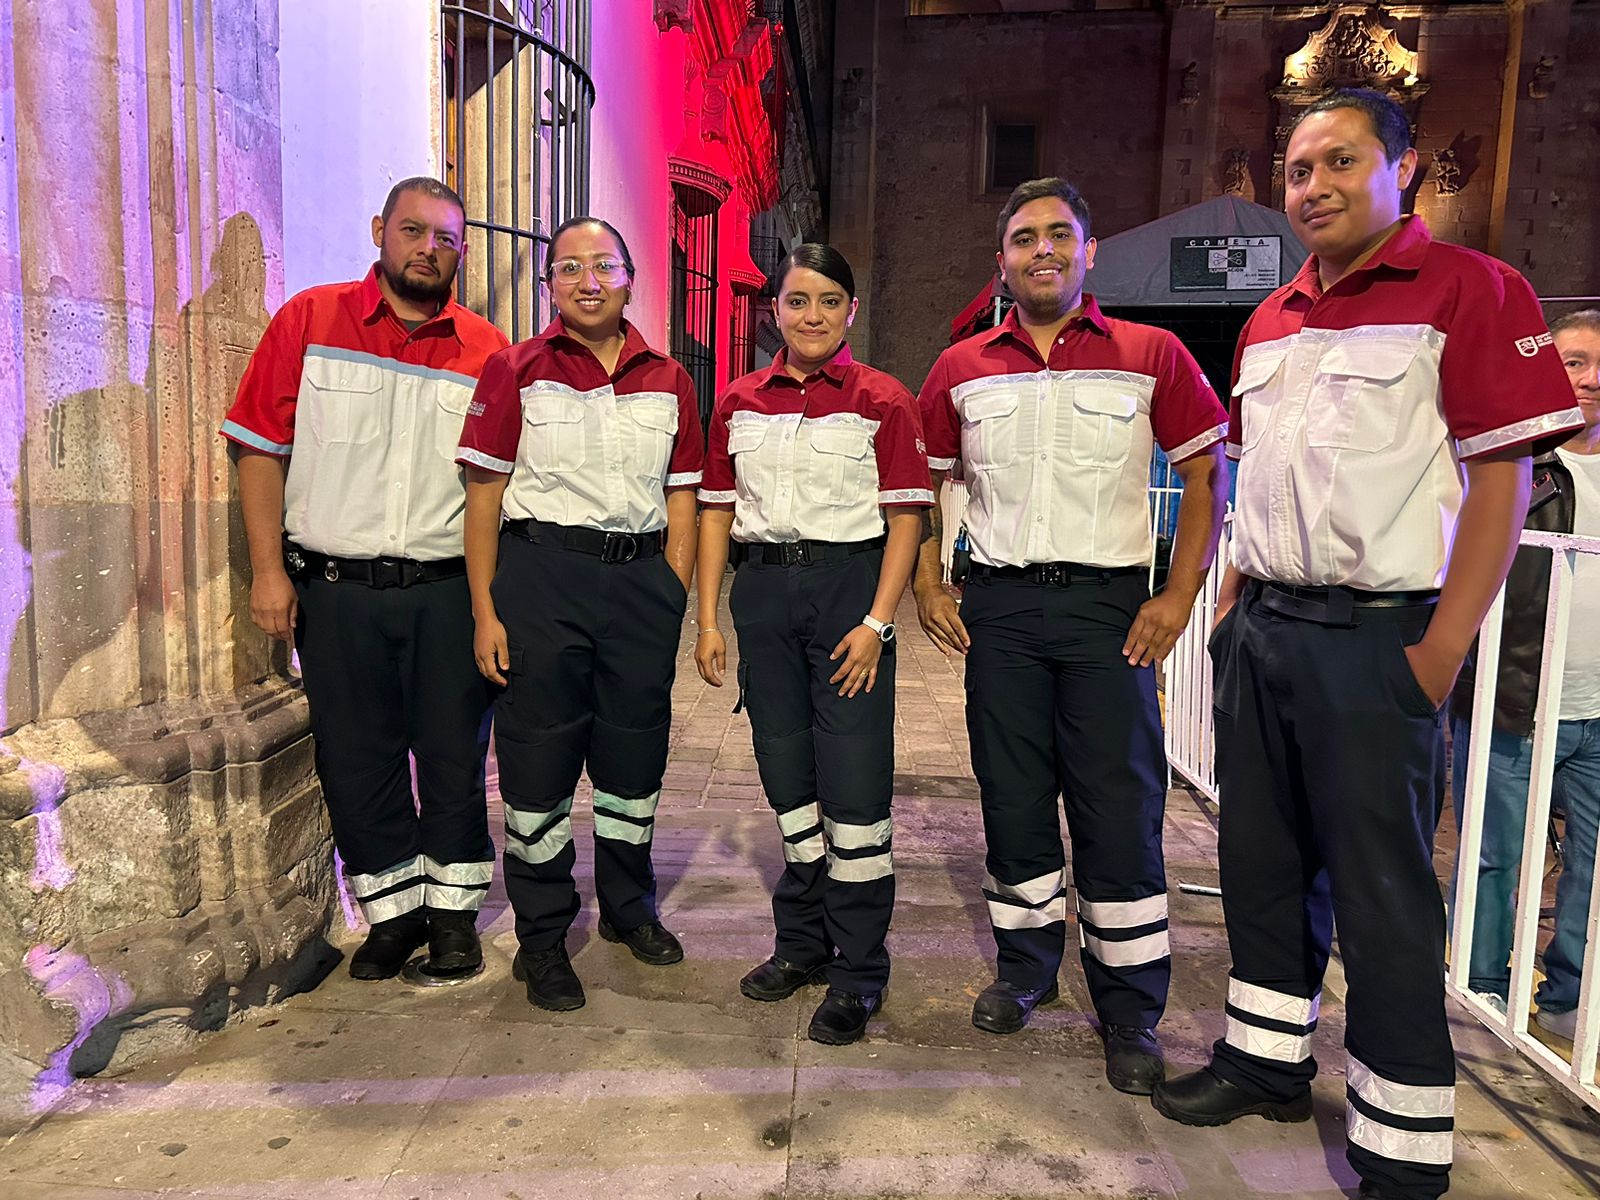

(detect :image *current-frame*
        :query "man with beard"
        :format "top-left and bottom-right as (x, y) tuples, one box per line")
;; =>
(222, 178), (508, 982)
(913, 177), (1229, 1093)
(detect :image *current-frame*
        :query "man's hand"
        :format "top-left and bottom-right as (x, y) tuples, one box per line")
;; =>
(250, 569), (299, 642)
(1123, 590), (1194, 667)
(1404, 640), (1459, 710)
(914, 583), (970, 657)
(474, 616), (511, 685)
(829, 626), (885, 697)
(695, 629), (727, 687)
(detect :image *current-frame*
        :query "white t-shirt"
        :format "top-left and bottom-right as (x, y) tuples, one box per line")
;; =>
(1555, 446), (1600, 720)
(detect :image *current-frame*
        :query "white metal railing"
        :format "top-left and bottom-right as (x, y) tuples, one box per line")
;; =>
(1163, 514), (1231, 802)
(1450, 528), (1600, 1113)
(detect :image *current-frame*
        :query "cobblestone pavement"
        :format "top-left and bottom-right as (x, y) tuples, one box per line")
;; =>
(2, 578), (1596, 1198)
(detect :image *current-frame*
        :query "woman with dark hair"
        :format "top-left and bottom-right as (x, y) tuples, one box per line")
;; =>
(694, 243), (932, 1045)
(457, 216), (704, 1011)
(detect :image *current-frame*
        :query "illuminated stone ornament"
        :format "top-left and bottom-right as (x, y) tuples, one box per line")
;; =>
(1269, 5), (1428, 204)
(654, 0), (693, 34)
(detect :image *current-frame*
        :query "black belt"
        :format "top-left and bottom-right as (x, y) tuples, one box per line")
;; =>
(969, 561), (1144, 586)
(737, 536), (886, 567)
(503, 518), (662, 563)
(286, 544), (465, 588)
(1258, 579), (1439, 626)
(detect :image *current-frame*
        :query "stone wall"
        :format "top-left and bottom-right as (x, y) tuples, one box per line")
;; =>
(832, 0), (1600, 391)
(0, 0), (332, 1112)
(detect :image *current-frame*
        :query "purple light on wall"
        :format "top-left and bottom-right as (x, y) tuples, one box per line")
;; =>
(24, 760), (74, 891)
(24, 944), (131, 1112)
(332, 848), (361, 931)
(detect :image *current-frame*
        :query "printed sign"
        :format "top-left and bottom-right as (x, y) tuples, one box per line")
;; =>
(1170, 236), (1281, 292)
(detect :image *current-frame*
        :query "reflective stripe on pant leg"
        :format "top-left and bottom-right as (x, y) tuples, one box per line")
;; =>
(593, 789), (659, 845)
(778, 800), (825, 863)
(504, 796), (575, 864)
(1346, 1054), (1454, 1167)
(422, 855), (494, 911)
(1223, 976), (1320, 1064)
(982, 869), (1068, 930)
(349, 854), (427, 923)
(1077, 893), (1170, 968)
(824, 815), (893, 882)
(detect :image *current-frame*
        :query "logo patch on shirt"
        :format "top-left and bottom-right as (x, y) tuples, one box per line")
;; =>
(1515, 332), (1555, 358)
(468, 400), (487, 417)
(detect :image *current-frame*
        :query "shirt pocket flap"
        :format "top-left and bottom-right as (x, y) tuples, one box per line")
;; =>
(627, 399), (680, 435)
(1231, 349), (1287, 396)
(810, 424), (872, 459)
(436, 381), (473, 416)
(306, 358), (386, 394)
(524, 395), (587, 425)
(962, 390), (1019, 422)
(727, 420), (769, 454)
(1316, 340), (1421, 383)
(1072, 386), (1139, 421)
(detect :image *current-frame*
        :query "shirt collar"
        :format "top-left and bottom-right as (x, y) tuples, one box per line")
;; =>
(763, 341), (855, 386)
(1288, 215), (1433, 300)
(977, 294), (1112, 349)
(360, 264), (462, 334)
(535, 315), (663, 372)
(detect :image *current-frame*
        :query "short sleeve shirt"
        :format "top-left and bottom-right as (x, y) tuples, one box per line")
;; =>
(698, 345), (933, 543)
(1227, 217), (1584, 590)
(919, 296), (1227, 569)
(220, 267), (510, 561)
(456, 318), (703, 533)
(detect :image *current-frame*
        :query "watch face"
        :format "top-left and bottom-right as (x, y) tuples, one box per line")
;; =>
(880, 623), (896, 643)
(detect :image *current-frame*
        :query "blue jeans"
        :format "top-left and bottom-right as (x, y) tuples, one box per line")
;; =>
(1450, 714), (1600, 1011)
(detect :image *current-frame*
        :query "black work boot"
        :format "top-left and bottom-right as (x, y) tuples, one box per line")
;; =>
(598, 918), (684, 965)
(425, 911), (483, 978)
(971, 978), (1059, 1034)
(512, 943), (586, 1011)
(1151, 1067), (1313, 1126)
(1101, 1024), (1165, 1095)
(807, 988), (881, 1045)
(349, 915), (429, 981)
(739, 955), (830, 1002)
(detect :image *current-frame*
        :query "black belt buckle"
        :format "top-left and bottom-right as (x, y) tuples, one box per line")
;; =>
(1037, 563), (1068, 587)
(369, 558), (408, 588)
(780, 541), (813, 567)
(601, 532), (640, 564)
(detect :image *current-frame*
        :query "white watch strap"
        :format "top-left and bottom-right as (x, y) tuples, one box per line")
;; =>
(862, 615), (887, 635)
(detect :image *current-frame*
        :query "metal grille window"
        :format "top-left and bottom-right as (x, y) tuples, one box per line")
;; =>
(442, 1), (594, 340)
(730, 293), (755, 380)
(670, 185), (719, 425)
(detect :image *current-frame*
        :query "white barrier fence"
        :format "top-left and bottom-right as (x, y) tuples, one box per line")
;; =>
(1162, 515), (1230, 803)
(1449, 528), (1600, 1113)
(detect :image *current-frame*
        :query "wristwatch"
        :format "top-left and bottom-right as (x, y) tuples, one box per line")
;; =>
(862, 614), (896, 643)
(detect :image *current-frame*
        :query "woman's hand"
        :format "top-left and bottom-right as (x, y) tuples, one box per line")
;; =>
(695, 628), (727, 687)
(828, 625), (884, 698)
(474, 615), (511, 685)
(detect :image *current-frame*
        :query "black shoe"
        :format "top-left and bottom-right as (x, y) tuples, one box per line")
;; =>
(597, 918), (684, 965)
(1356, 1184), (1400, 1200)
(971, 978), (1059, 1035)
(512, 944), (586, 1011)
(740, 956), (830, 1002)
(349, 916), (428, 981)
(1102, 1024), (1165, 1095)
(1151, 1067), (1312, 1126)
(424, 912), (482, 978)
(808, 988), (881, 1046)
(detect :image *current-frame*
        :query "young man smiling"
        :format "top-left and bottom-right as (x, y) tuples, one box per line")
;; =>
(914, 178), (1229, 1093)
(1151, 90), (1581, 1200)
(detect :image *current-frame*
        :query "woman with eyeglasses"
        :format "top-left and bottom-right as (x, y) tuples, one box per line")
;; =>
(694, 243), (933, 1045)
(457, 216), (704, 1011)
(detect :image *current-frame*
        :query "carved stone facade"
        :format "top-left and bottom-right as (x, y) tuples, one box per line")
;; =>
(2, 0), (333, 1101)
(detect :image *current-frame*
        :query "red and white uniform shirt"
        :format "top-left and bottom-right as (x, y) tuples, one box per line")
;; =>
(221, 267), (509, 561)
(699, 345), (933, 543)
(920, 297), (1227, 569)
(457, 318), (703, 533)
(1227, 217), (1583, 591)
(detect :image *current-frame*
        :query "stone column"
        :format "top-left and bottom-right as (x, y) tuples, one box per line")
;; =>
(0, 0), (331, 1109)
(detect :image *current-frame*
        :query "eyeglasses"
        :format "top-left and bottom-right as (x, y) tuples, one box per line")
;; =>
(548, 257), (629, 285)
